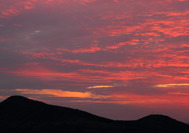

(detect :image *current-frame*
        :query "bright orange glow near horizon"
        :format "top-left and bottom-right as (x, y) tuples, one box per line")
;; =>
(0, 0), (189, 122)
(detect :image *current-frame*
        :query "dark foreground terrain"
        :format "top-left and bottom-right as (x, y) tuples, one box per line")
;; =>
(0, 96), (189, 133)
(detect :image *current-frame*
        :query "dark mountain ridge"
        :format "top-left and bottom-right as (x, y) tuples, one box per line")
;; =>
(0, 96), (188, 133)
(0, 96), (111, 122)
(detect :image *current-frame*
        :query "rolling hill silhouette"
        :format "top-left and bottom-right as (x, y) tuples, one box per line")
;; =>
(0, 96), (189, 133)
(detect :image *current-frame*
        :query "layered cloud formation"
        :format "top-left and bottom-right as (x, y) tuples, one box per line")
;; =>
(0, 0), (189, 122)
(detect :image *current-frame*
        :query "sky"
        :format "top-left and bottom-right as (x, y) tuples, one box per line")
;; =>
(0, 0), (189, 122)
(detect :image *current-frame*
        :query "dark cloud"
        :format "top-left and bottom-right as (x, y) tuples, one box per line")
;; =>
(0, 48), (28, 69)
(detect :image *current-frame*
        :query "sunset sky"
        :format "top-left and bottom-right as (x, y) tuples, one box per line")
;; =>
(0, 0), (189, 122)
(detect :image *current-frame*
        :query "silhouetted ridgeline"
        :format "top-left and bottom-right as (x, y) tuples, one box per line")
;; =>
(0, 96), (189, 133)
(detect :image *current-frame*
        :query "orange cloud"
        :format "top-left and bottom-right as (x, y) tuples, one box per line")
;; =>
(155, 83), (189, 88)
(87, 85), (114, 89)
(16, 89), (109, 99)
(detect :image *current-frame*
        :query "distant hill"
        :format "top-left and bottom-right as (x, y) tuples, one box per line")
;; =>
(0, 96), (189, 133)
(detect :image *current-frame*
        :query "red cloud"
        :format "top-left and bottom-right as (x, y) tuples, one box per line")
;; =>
(0, 0), (39, 18)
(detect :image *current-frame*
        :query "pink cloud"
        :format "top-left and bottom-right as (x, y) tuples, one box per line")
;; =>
(0, 0), (39, 18)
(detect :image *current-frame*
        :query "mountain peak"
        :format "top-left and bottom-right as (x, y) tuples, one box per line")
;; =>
(2, 95), (29, 103)
(137, 114), (188, 127)
(137, 114), (176, 123)
(0, 95), (45, 107)
(6, 95), (28, 100)
(139, 114), (173, 120)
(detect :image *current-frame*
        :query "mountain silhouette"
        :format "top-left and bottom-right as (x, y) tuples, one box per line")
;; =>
(0, 96), (189, 133)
